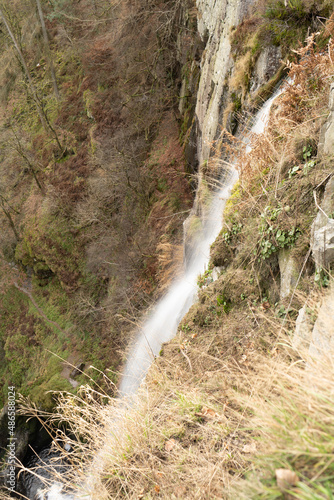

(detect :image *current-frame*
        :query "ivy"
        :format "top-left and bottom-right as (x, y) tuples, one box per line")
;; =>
(222, 222), (243, 244)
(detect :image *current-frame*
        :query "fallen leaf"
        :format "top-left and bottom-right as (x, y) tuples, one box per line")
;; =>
(202, 407), (216, 418)
(195, 406), (218, 420)
(242, 442), (257, 453)
(165, 438), (176, 452)
(261, 301), (270, 310)
(275, 468), (298, 491)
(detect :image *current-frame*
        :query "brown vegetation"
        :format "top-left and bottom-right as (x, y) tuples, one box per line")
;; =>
(9, 19), (334, 500)
(0, 0), (199, 409)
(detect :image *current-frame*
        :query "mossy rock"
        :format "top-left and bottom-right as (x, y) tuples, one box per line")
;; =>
(15, 239), (34, 267)
(210, 235), (234, 267)
(214, 268), (258, 305)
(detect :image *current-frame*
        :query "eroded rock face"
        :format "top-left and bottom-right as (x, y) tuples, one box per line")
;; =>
(195, 0), (281, 167)
(196, 0), (245, 165)
(318, 83), (334, 155)
(311, 177), (334, 268)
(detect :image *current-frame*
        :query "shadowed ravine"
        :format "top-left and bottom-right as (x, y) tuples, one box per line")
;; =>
(24, 85), (285, 500)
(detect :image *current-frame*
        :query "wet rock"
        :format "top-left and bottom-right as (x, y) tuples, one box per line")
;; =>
(0, 407), (32, 495)
(250, 45), (282, 96)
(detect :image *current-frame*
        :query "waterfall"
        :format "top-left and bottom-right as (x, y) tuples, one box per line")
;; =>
(22, 84), (285, 500)
(119, 84), (284, 396)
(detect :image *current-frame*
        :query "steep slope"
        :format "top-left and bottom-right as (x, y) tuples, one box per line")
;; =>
(1, 0), (334, 498)
(0, 0), (198, 410)
(0, 0), (200, 480)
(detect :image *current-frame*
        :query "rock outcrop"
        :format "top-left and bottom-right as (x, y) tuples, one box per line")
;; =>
(311, 176), (334, 269)
(278, 249), (299, 300)
(309, 288), (334, 361)
(294, 84), (334, 362)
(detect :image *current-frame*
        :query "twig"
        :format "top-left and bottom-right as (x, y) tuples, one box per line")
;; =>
(151, 209), (191, 220)
(314, 171), (333, 191)
(313, 190), (330, 219)
(180, 347), (192, 372)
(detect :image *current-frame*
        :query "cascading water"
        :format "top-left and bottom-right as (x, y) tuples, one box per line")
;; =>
(119, 84), (284, 396)
(22, 85), (285, 500)
(119, 167), (238, 395)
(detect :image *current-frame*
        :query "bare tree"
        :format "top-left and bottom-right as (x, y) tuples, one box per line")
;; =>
(0, 5), (48, 130)
(10, 125), (45, 194)
(0, 193), (20, 241)
(0, 3), (63, 152)
(35, 0), (60, 101)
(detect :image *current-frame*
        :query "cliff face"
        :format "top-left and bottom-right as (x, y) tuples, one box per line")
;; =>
(195, 0), (250, 165)
(184, 0), (283, 254)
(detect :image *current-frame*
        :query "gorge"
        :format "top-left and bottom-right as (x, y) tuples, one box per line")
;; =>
(1, 0), (334, 499)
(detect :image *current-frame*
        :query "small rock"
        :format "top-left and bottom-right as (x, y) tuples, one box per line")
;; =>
(309, 288), (334, 362)
(311, 176), (334, 269)
(278, 249), (299, 300)
(211, 266), (223, 281)
(292, 305), (313, 352)
(242, 442), (257, 453)
(312, 219), (334, 268)
(275, 468), (298, 492)
(70, 362), (85, 379)
(69, 378), (78, 388)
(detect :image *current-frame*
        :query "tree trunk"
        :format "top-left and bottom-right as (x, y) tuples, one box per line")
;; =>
(0, 6), (48, 131)
(35, 0), (60, 101)
(0, 6), (63, 152)
(0, 197), (20, 241)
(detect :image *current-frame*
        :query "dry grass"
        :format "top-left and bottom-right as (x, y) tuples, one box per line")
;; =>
(13, 282), (334, 499)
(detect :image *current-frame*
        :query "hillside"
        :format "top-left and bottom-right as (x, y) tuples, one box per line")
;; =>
(1, 0), (334, 499)
(0, 1), (198, 409)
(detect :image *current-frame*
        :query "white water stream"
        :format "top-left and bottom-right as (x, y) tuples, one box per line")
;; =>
(119, 84), (284, 395)
(23, 85), (285, 500)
